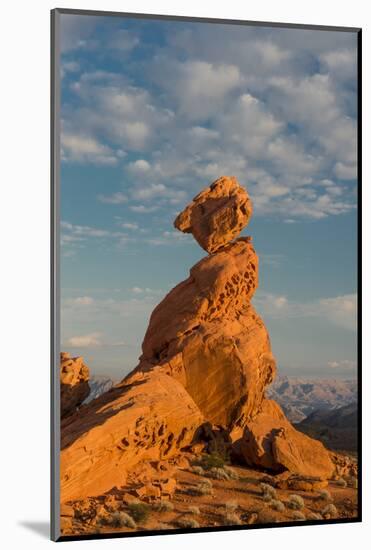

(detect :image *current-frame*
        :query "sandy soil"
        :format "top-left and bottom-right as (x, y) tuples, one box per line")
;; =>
(60, 456), (358, 537)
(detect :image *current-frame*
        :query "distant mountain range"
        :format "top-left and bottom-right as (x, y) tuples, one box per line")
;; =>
(266, 375), (357, 423)
(84, 376), (116, 403)
(296, 402), (358, 452)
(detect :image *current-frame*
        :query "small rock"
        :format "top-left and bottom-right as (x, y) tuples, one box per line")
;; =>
(159, 478), (177, 497)
(104, 494), (120, 512)
(246, 512), (258, 524)
(133, 483), (161, 500)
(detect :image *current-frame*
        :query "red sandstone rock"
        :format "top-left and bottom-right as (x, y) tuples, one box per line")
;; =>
(60, 352), (90, 418)
(233, 399), (334, 479)
(60, 371), (203, 502)
(174, 176), (252, 253)
(131, 237), (276, 428)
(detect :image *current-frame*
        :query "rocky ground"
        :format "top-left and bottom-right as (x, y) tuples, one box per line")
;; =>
(60, 452), (358, 537)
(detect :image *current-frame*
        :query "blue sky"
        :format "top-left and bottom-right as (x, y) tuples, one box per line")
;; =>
(59, 14), (358, 380)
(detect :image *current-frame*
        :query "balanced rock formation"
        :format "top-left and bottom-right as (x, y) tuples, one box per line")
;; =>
(60, 352), (90, 418)
(60, 176), (335, 504)
(174, 176), (252, 253)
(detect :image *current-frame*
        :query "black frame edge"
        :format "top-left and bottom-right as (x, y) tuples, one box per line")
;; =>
(51, 7), (61, 543)
(53, 7), (361, 33)
(356, 27), (362, 523)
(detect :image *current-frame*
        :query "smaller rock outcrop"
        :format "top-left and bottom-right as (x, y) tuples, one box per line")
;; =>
(60, 370), (203, 502)
(233, 399), (334, 479)
(60, 352), (90, 418)
(174, 176), (252, 253)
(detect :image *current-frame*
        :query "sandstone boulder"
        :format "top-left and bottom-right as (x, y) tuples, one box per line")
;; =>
(60, 370), (203, 502)
(60, 352), (90, 418)
(174, 176), (252, 253)
(233, 399), (334, 479)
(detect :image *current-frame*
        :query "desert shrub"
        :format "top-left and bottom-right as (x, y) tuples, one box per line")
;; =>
(260, 482), (277, 500)
(225, 501), (238, 513)
(270, 499), (285, 512)
(287, 494), (305, 510)
(197, 480), (213, 496)
(127, 502), (150, 524)
(322, 504), (338, 518)
(199, 453), (226, 471)
(188, 479), (213, 496)
(191, 465), (204, 476)
(336, 477), (347, 488)
(207, 467), (230, 481)
(223, 512), (242, 526)
(176, 518), (200, 529)
(188, 505), (200, 515)
(307, 512), (322, 520)
(292, 511), (306, 521)
(318, 489), (332, 502)
(223, 466), (239, 480)
(153, 500), (174, 513)
(103, 511), (136, 529)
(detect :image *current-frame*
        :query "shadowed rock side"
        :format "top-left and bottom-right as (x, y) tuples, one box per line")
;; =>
(60, 352), (90, 418)
(60, 176), (336, 505)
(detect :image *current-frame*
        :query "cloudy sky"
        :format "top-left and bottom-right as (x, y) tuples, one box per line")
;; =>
(59, 13), (358, 380)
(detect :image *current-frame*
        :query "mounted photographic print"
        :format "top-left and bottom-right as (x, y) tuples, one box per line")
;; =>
(51, 8), (361, 541)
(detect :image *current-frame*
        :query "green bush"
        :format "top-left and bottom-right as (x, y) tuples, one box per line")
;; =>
(128, 502), (150, 524)
(153, 500), (174, 513)
(223, 466), (239, 480)
(322, 503), (337, 518)
(176, 518), (200, 528)
(103, 511), (136, 529)
(206, 467), (230, 481)
(270, 499), (285, 512)
(318, 489), (331, 501)
(287, 494), (305, 510)
(260, 482), (277, 500)
(199, 453), (226, 471)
